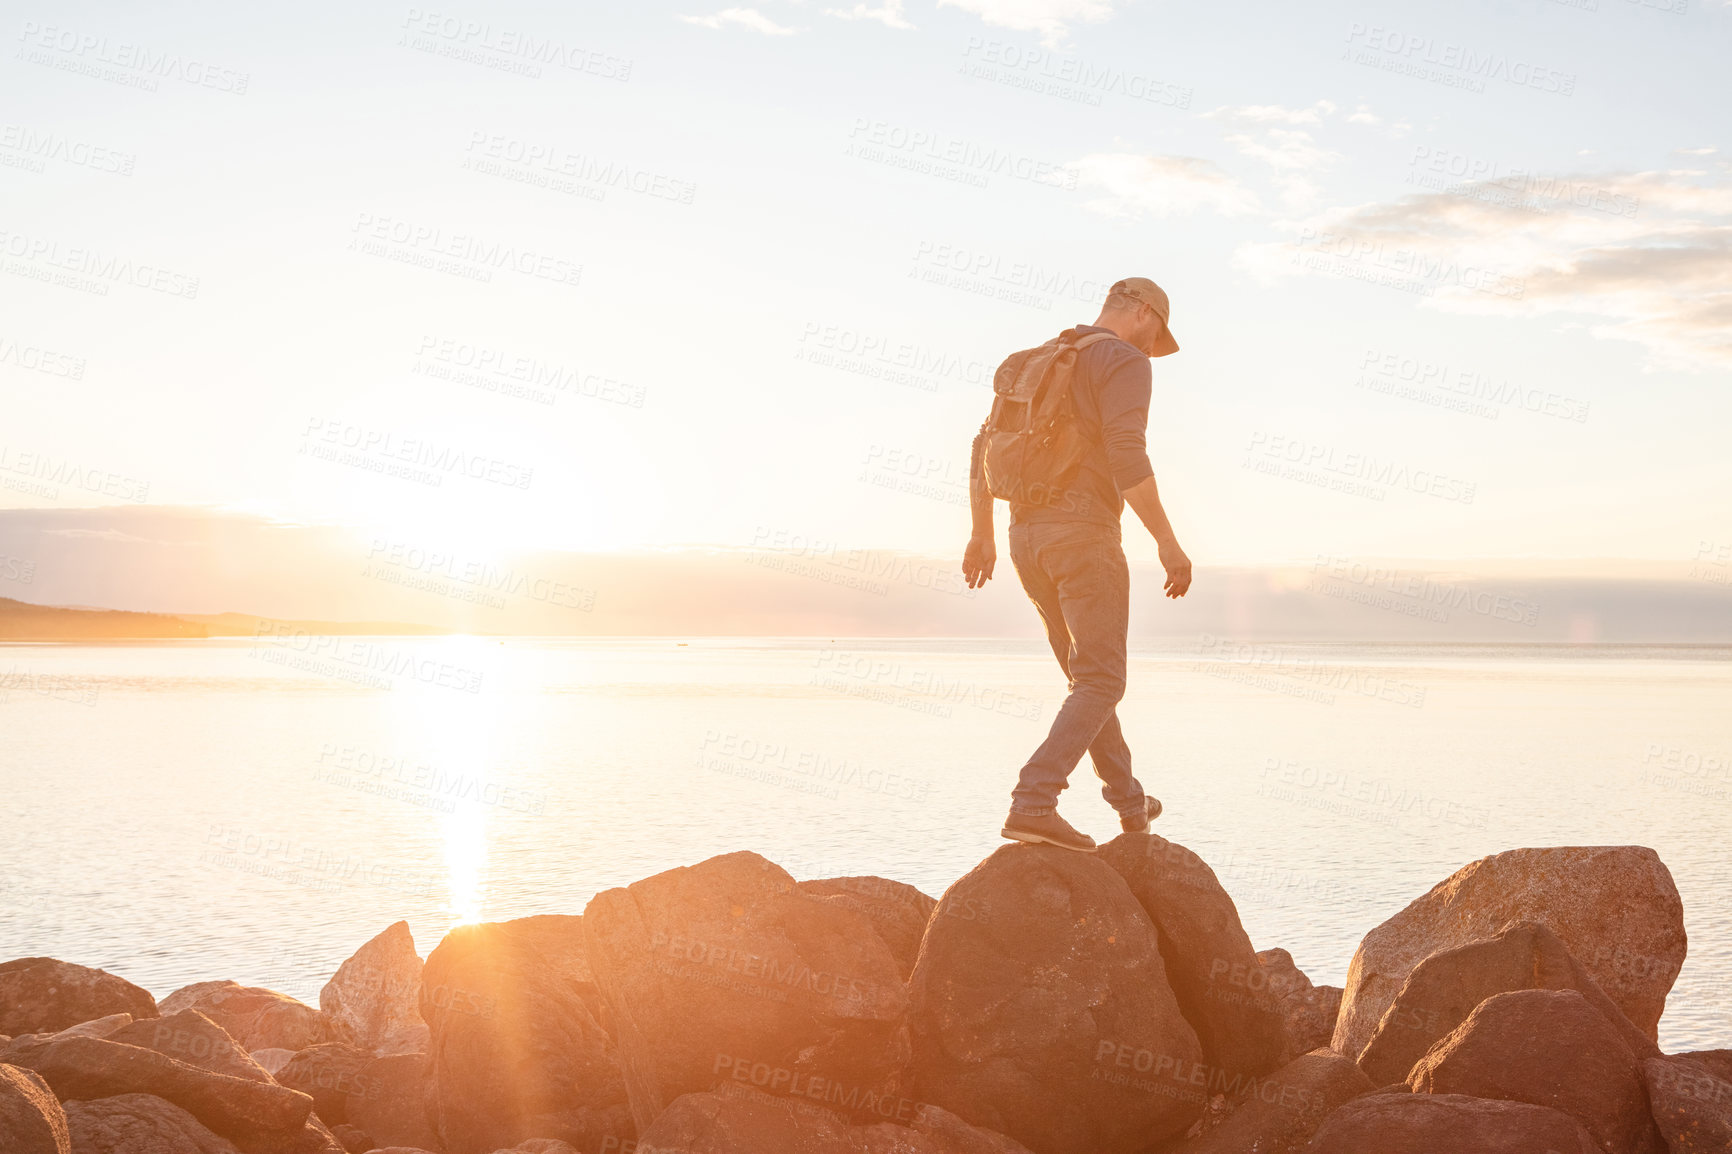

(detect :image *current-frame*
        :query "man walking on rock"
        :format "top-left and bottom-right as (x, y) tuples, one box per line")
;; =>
(962, 277), (1191, 853)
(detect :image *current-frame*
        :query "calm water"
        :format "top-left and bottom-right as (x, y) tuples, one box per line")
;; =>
(2, 637), (1729, 1052)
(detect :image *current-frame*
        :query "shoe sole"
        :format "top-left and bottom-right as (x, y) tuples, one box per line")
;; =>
(1001, 826), (1098, 853)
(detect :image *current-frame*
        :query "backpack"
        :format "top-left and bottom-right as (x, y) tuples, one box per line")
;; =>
(981, 328), (1120, 507)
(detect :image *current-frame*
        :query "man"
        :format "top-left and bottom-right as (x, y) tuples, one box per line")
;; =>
(962, 277), (1191, 853)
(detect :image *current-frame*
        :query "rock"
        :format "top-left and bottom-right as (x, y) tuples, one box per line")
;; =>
(250, 1050), (297, 1077)
(583, 851), (909, 1134)
(1643, 1055), (1732, 1152)
(341, 1052), (440, 1152)
(0, 958), (158, 1036)
(328, 1123), (373, 1153)
(160, 983), (330, 1054)
(908, 844), (1203, 1154)
(1161, 1050), (1373, 1153)
(1333, 846), (1685, 1060)
(1357, 921), (1660, 1086)
(1253, 950), (1341, 1061)
(422, 920), (632, 1154)
(1249, 950), (1311, 1002)
(1406, 988), (1663, 1154)
(1097, 834), (1287, 1081)
(635, 1083), (1034, 1153)
(6, 1035), (314, 1141)
(107, 1011), (273, 1083)
(491, 915), (607, 1027)
(50, 1013), (135, 1040)
(0, 1061), (71, 1154)
(100, 1011), (344, 1154)
(798, 876), (937, 980)
(62, 1094), (242, 1154)
(275, 1043), (374, 1127)
(319, 923), (428, 1058)
(1677, 1049), (1732, 1084)
(1306, 1092), (1600, 1153)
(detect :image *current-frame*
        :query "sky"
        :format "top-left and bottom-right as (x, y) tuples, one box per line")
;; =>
(2, 0), (1729, 579)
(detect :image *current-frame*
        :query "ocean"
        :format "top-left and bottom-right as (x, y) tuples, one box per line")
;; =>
(2, 636), (1728, 1051)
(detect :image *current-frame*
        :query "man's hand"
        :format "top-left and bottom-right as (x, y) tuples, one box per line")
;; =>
(962, 535), (996, 588)
(1158, 538), (1192, 598)
(1121, 475), (1192, 598)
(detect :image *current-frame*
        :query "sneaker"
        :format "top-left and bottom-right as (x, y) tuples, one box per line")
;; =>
(1120, 796), (1164, 834)
(1002, 809), (1097, 853)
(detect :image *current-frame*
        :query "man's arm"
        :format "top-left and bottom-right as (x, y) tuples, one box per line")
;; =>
(962, 422), (995, 588)
(1122, 474), (1192, 598)
(1096, 344), (1190, 598)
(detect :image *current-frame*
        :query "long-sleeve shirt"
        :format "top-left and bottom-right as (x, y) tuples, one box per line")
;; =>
(969, 324), (1154, 528)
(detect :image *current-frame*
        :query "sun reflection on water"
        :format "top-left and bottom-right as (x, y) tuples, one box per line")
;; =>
(387, 635), (505, 930)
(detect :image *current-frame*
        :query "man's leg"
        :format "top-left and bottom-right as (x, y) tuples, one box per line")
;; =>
(1012, 546), (1144, 817)
(1006, 522), (1144, 817)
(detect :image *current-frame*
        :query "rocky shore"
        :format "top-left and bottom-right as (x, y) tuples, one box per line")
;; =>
(2, 836), (1727, 1153)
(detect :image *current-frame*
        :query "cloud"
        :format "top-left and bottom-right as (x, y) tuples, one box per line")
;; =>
(1073, 153), (1262, 219)
(1236, 169), (1732, 369)
(1207, 100), (1338, 127)
(1222, 128), (1340, 208)
(1206, 102), (1343, 208)
(826, 0), (915, 28)
(681, 7), (796, 34)
(936, 0), (1121, 46)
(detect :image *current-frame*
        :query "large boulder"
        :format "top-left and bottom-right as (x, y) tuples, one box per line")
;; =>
(1160, 1050), (1373, 1154)
(159, 983), (329, 1054)
(1253, 950), (1340, 1061)
(0, 959), (158, 1036)
(421, 919), (632, 1154)
(1406, 988), (1664, 1154)
(1357, 921), (1660, 1086)
(1677, 1050), (1732, 1083)
(102, 1011), (343, 1154)
(1097, 834), (1287, 1081)
(62, 1093), (242, 1154)
(636, 1083), (1034, 1153)
(491, 915), (607, 1026)
(106, 1011), (271, 1082)
(341, 1052), (440, 1152)
(908, 844), (1203, 1154)
(319, 923), (428, 1057)
(0, 1062), (71, 1154)
(1307, 1092), (1600, 1153)
(798, 876), (938, 980)
(583, 851), (910, 1133)
(1643, 1054), (1732, 1152)
(1333, 846), (1685, 1060)
(275, 1043), (374, 1127)
(5, 1035), (313, 1139)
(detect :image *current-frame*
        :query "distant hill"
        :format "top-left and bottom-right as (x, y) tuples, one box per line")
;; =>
(181, 612), (443, 638)
(5, 507), (1732, 642)
(0, 597), (438, 641)
(0, 596), (208, 639)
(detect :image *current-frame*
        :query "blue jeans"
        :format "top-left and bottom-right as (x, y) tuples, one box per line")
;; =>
(1007, 520), (1147, 818)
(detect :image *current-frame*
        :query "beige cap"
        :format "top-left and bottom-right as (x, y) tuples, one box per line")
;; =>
(1111, 277), (1179, 357)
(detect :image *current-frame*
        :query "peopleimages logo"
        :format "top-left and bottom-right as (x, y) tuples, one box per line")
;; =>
(15, 20), (251, 94)
(1343, 23), (1576, 96)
